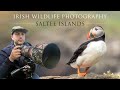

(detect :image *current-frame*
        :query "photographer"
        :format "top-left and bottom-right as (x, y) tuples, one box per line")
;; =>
(0, 26), (40, 79)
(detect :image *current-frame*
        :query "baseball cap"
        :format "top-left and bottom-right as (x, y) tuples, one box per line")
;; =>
(11, 26), (28, 35)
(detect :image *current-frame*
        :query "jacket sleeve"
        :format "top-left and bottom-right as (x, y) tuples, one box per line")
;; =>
(0, 51), (14, 79)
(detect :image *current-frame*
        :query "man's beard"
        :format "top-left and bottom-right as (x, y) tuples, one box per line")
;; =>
(14, 40), (24, 46)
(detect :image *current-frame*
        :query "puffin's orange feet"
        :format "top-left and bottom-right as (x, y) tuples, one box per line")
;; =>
(77, 66), (89, 77)
(78, 72), (87, 77)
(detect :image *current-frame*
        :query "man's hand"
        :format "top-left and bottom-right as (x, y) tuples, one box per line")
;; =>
(9, 46), (21, 62)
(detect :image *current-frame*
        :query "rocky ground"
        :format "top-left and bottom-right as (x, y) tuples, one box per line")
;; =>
(40, 70), (120, 79)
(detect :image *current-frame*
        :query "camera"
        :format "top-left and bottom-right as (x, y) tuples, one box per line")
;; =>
(11, 43), (61, 79)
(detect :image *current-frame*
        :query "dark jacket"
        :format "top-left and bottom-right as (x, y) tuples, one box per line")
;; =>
(0, 41), (37, 79)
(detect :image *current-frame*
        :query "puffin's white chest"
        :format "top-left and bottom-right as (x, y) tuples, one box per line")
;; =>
(71, 41), (107, 68)
(83, 40), (107, 56)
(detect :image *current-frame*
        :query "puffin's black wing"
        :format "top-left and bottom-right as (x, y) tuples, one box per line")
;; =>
(66, 33), (105, 65)
(66, 41), (90, 65)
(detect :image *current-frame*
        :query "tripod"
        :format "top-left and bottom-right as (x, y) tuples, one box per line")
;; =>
(11, 58), (36, 79)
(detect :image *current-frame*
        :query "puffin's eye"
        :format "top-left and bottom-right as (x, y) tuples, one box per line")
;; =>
(90, 33), (94, 38)
(95, 28), (98, 31)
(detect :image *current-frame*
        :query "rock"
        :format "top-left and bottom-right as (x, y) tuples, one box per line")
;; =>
(40, 72), (120, 79)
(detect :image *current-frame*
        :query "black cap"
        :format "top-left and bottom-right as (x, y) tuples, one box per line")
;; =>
(11, 26), (28, 35)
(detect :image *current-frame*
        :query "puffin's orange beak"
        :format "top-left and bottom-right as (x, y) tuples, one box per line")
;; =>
(87, 32), (90, 40)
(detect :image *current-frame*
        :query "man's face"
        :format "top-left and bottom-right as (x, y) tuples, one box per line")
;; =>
(11, 32), (25, 45)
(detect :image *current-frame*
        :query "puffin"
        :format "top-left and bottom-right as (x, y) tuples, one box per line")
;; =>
(67, 26), (107, 77)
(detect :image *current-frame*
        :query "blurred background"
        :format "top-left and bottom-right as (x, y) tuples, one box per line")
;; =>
(0, 11), (120, 76)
